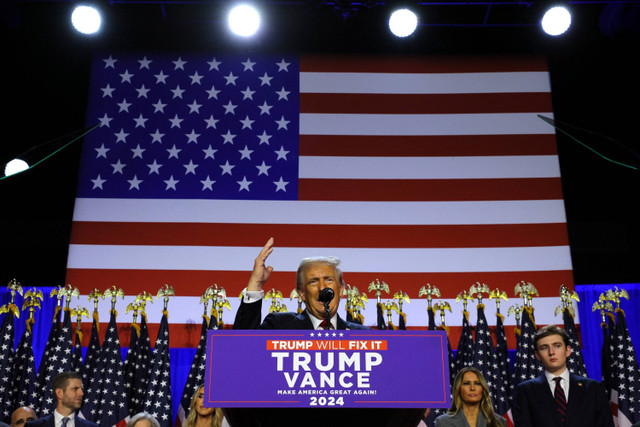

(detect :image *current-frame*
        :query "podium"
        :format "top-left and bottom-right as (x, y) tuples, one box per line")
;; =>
(224, 407), (427, 427)
(205, 330), (450, 427)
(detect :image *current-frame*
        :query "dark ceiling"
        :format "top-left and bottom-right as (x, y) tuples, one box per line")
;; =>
(2, 0), (640, 287)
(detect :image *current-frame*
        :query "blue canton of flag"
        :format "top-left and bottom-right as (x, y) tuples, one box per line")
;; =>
(81, 314), (102, 421)
(143, 313), (172, 426)
(39, 307), (75, 416)
(454, 310), (474, 375)
(611, 310), (640, 426)
(0, 310), (15, 423)
(176, 316), (209, 426)
(11, 325), (40, 412)
(424, 325), (455, 427)
(79, 54), (300, 200)
(94, 311), (129, 426)
(512, 307), (542, 385)
(473, 304), (505, 413)
(562, 308), (588, 377)
(37, 306), (62, 410)
(494, 312), (513, 415)
(125, 314), (152, 417)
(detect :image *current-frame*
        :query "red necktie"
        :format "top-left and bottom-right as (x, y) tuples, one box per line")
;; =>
(554, 377), (567, 423)
(319, 320), (333, 330)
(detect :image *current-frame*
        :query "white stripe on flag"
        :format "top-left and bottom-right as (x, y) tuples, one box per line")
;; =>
(67, 244), (572, 272)
(300, 113), (554, 135)
(91, 295), (573, 328)
(71, 198), (568, 225)
(299, 155), (561, 179)
(300, 71), (552, 94)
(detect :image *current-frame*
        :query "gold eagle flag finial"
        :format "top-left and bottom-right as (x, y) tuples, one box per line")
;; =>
(265, 288), (284, 313)
(606, 286), (629, 311)
(555, 284), (580, 317)
(368, 279), (390, 305)
(489, 288), (508, 314)
(88, 288), (104, 314)
(514, 281), (539, 308)
(508, 303), (522, 326)
(290, 288), (303, 314)
(392, 291), (410, 314)
(200, 286), (216, 317)
(0, 279), (23, 318)
(156, 284), (175, 313)
(21, 288), (44, 330)
(215, 293), (232, 326)
(418, 284), (441, 311)
(592, 293), (614, 324)
(455, 290), (473, 312)
(469, 282), (490, 306)
(71, 306), (90, 329)
(61, 284), (81, 310)
(382, 300), (400, 328)
(433, 301), (452, 326)
(104, 286), (125, 312)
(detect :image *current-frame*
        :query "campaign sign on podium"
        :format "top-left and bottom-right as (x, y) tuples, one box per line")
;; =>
(204, 329), (451, 409)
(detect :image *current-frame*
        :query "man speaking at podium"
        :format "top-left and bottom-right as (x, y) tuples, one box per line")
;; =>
(233, 237), (369, 331)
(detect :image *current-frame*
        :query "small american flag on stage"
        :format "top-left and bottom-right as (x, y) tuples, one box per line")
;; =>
(66, 53), (573, 342)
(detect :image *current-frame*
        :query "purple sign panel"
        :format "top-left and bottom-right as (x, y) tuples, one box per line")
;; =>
(204, 329), (451, 408)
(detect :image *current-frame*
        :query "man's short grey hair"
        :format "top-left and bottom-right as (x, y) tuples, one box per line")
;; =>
(296, 256), (344, 290)
(127, 412), (160, 427)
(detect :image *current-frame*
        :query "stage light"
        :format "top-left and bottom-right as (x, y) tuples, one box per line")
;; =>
(4, 159), (29, 178)
(228, 4), (261, 37)
(71, 5), (102, 35)
(541, 5), (572, 36)
(389, 8), (418, 38)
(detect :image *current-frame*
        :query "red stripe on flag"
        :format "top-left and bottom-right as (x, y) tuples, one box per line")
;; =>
(299, 178), (564, 201)
(300, 93), (553, 114)
(65, 269), (573, 297)
(300, 134), (559, 157)
(69, 222), (569, 248)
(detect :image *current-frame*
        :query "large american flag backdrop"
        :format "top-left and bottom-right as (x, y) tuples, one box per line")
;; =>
(65, 53), (574, 347)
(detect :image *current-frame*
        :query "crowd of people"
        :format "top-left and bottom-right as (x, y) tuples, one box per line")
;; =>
(3, 373), (225, 427)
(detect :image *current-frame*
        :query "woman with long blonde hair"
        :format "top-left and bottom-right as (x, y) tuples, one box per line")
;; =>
(184, 384), (226, 427)
(435, 366), (506, 427)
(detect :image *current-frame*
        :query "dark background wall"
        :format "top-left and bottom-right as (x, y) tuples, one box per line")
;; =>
(2, 0), (640, 287)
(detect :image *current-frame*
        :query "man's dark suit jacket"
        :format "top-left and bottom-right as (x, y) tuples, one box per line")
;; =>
(514, 373), (614, 427)
(233, 298), (370, 330)
(25, 413), (98, 427)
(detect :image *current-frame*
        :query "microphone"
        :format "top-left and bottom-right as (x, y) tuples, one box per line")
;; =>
(318, 288), (335, 304)
(318, 288), (335, 330)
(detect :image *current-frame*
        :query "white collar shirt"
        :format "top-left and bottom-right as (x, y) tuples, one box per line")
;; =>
(545, 368), (571, 401)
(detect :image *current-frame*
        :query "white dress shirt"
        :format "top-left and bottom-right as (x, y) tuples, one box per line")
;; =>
(544, 368), (571, 401)
(242, 288), (337, 329)
(53, 411), (75, 427)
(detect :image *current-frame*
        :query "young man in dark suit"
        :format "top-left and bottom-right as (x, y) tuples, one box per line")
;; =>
(514, 325), (613, 427)
(233, 237), (369, 330)
(25, 372), (97, 427)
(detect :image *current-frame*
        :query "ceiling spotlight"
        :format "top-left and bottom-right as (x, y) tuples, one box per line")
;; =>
(4, 159), (29, 178)
(71, 5), (102, 35)
(389, 8), (418, 38)
(541, 6), (572, 36)
(228, 4), (261, 37)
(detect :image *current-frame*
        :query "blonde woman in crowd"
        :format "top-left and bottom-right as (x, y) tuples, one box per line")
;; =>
(435, 366), (506, 427)
(184, 384), (228, 427)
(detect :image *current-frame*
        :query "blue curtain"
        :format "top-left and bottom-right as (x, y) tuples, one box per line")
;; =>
(575, 283), (640, 381)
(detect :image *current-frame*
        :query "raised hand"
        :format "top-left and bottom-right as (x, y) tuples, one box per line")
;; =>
(247, 237), (275, 292)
